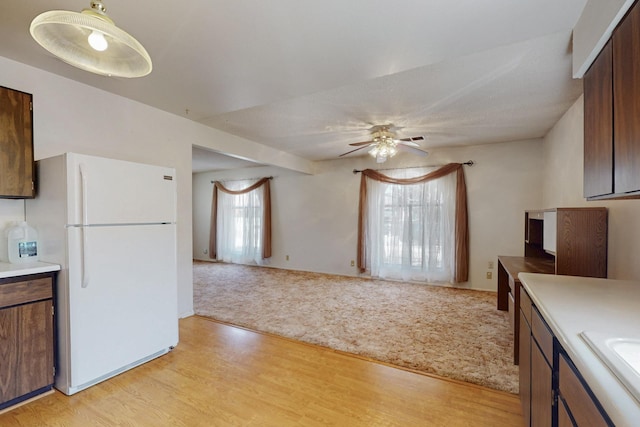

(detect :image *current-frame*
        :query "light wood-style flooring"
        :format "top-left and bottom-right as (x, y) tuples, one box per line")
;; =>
(0, 316), (522, 426)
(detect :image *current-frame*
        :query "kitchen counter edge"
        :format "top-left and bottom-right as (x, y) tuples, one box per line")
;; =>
(0, 261), (61, 279)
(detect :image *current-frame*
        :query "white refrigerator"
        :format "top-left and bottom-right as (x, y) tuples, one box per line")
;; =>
(26, 153), (179, 395)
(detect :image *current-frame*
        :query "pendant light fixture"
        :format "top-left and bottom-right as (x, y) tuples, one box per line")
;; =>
(30, 1), (152, 78)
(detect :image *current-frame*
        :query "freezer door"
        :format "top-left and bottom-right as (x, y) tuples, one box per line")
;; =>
(65, 224), (178, 391)
(65, 153), (176, 225)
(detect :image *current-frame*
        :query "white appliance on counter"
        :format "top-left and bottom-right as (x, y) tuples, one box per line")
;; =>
(26, 153), (178, 395)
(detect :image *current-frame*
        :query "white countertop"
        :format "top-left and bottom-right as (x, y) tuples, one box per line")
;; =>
(519, 273), (640, 427)
(0, 261), (61, 279)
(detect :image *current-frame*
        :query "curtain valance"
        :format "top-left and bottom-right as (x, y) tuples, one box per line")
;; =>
(357, 163), (469, 283)
(214, 177), (271, 195)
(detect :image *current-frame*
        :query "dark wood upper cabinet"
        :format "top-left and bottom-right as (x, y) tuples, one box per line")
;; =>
(613, 1), (640, 195)
(584, 0), (640, 200)
(583, 41), (613, 199)
(0, 86), (35, 199)
(555, 208), (608, 278)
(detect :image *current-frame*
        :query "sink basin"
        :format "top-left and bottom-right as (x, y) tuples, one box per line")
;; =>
(581, 331), (640, 403)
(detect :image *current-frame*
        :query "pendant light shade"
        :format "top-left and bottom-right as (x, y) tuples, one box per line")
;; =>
(30, 1), (152, 78)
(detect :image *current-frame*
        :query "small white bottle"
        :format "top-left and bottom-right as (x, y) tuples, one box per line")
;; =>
(7, 221), (39, 264)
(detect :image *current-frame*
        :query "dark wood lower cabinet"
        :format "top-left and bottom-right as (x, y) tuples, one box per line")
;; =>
(558, 398), (573, 427)
(558, 353), (612, 427)
(519, 288), (553, 427)
(0, 301), (53, 402)
(0, 274), (54, 411)
(519, 284), (613, 427)
(530, 341), (553, 427)
(519, 309), (532, 425)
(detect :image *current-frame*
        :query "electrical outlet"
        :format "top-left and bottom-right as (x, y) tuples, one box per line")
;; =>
(488, 261), (494, 269)
(204, 249), (208, 254)
(350, 260), (355, 267)
(486, 271), (492, 280)
(286, 255), (290, 261)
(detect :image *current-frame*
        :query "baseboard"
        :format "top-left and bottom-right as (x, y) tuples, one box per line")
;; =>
(179, 309), (195, 319)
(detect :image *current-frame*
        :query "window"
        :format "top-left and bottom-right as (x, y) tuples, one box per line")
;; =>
(362, 167), (459, 283)
(381, 182), (446, 269)
(230, 191), (262, 255)
(209, 178), (272, 265)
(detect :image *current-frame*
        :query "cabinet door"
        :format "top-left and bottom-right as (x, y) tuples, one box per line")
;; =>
(530, 341), (553, 427)
(613, 2), (640, 194)
(558, 398), (574, 427)
(583, 41), (613, 199)
(0, 86), (34, 198)
(558, 353), (612, 427)
(0, 300), (54, 404)
(519, 309), (531, 427)
(555, 209), (608, 278)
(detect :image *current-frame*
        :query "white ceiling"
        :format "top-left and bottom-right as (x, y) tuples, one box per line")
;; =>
(0, 0), (587, 171)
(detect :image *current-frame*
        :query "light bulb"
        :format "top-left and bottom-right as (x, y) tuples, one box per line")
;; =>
(88, 30), (108, 51)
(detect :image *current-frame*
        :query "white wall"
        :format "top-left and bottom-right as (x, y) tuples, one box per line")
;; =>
(0, 56), (310, 318)
(573, 0), (635, 77)
(194, 138), (545, 291)
(542, 95), (640, 280)
(0, 200), (25, 231)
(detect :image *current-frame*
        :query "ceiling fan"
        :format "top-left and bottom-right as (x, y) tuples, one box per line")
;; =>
(339, 125), (428, 163)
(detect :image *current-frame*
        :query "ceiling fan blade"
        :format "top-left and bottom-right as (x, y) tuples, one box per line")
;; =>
(397, 140), (419, 147)
(397, 145), (429, 156)
(397, 136), (424, 146)
(349, 140), (375, 147)
(339, 145), (371, 157)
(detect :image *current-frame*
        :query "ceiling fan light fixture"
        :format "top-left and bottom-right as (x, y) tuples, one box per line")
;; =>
(338, 124), (427, 161)
(29, 1), (152, 78)
(368, 134), (398, 163)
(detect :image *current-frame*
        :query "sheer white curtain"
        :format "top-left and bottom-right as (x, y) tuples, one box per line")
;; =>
(365, 168), (457, 282)
(216, 179), (266, 265)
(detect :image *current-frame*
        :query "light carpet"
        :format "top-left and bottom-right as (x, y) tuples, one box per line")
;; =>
(193, 261), (519, 394)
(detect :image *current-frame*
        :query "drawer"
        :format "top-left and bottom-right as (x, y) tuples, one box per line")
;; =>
(558, 353), (610, 427)
(532, 306), (553, 364)
(0, 277), (52, 308)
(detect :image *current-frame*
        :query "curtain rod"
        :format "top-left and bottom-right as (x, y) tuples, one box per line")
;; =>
(211, 176), (274, 184)
(352, 160), (474, 174)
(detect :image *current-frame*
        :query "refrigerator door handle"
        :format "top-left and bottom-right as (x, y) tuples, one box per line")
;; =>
(80, 163), (90, 288)
(81, 227), (89, 288)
